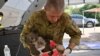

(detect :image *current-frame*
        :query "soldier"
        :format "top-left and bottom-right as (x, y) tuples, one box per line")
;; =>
(20, 0), (82, 56)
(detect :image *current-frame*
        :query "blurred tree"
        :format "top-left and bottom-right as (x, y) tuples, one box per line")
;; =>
(72, 8), (81, 14)
(64, 6), (73, 15)
(80, 4), (100, 22)
(65, 4), (100, 23)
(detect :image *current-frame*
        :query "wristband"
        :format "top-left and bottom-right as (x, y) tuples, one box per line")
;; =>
(66, 47), (72, 54)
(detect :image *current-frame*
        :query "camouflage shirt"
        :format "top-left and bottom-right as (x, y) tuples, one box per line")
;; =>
(20, 10), (81, 48)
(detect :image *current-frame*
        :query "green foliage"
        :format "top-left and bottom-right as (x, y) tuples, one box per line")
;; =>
(72, 8), (81, 14)
(64, 6), (73, 15)
(80, 4), (100, 22)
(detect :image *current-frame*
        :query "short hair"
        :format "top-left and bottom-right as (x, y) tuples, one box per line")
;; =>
(45, 0), (65, 12)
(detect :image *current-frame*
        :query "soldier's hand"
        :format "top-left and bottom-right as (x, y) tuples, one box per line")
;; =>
(62, 49), (70, 56)
(56, 45), (65, 54)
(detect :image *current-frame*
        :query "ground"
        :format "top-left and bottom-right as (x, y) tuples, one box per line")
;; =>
(70, 50), (100, 56)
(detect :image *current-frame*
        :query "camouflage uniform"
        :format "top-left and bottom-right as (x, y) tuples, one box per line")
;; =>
(20, 10), (82, 55)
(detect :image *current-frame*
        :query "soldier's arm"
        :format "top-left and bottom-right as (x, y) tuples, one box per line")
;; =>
(20, 14), (41, 55)
(65, 15), (82, 50)
(20, 14), (35, 48)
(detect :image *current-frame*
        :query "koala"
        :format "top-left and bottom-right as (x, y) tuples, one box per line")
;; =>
(26, 32), (46, 55)
(26, 32), (65, 55)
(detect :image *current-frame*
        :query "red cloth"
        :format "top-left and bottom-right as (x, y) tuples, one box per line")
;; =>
(41, 40), (61, 56)
(41, 49), (60, 56)
(41, 52), (49, 56)
(50, 40), (56, 48)
(52, 49), (59, 56)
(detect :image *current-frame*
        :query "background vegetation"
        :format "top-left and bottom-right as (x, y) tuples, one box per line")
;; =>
(65, 4), (100, 22)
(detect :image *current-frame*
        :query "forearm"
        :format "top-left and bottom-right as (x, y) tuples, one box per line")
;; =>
(69, 34), (81, 45)
(67, 35), (81, 52)
(67, 42), (76, 49)
(66, 34), (81, 52)
(20, 33), (30, 48)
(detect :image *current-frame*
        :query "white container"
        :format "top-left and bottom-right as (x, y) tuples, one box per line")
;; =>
(4, 45), (11, 56)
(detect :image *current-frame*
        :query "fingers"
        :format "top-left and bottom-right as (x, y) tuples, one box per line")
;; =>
(62, 49), (70, 56)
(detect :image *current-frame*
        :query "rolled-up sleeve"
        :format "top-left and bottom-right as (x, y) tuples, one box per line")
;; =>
(65, 16), (82, 45)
